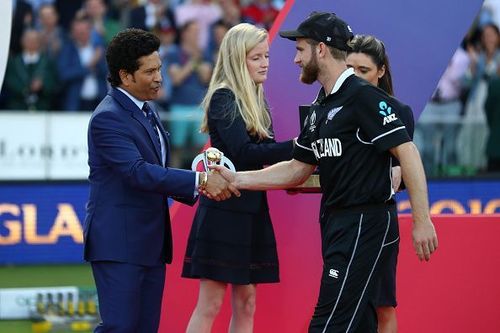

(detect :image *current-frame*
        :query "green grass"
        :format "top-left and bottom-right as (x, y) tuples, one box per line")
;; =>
(0, 264), (94, 288)
(0, 264), (95, 333)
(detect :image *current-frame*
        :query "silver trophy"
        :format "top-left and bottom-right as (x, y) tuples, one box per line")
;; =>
(191, 147), (236, 172)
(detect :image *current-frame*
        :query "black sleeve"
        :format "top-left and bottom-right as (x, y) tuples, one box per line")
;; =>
(399, 104), (415, 139)
(209, 89), (293, 165)
(292, 111), (319, 166)
(354, 86), (411, 152)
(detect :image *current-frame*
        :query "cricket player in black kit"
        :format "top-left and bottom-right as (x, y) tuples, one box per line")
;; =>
(212, 12), (438, 333)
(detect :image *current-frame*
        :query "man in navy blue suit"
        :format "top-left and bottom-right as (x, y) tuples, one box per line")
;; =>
(84, 28), (239, 333)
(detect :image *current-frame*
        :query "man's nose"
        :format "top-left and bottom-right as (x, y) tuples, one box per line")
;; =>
(154, 70), (162, 82)
(294, 53), (300, 64)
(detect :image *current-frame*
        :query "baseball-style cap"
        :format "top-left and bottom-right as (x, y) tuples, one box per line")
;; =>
(279, 11), (354, 51)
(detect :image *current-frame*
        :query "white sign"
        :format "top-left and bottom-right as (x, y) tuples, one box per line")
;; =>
(0, 113), (90, 180)
(0, 286), (79, 319)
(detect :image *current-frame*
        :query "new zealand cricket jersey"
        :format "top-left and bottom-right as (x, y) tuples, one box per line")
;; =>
(293, 69), (411, 210)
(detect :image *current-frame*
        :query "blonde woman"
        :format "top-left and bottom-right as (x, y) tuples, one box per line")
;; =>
(182, 23), (293, 333)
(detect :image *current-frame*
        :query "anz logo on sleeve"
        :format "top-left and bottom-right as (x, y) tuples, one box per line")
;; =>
(379, 101), (397, 125)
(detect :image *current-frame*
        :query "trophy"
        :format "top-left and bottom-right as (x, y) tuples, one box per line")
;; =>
(191, 147), (236, 172)
(287, 104), (321, 194)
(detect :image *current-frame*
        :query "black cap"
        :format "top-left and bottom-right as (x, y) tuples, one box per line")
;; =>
(279, 12), (353, 51)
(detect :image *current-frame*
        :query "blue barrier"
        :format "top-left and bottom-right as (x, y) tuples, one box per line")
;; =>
(1, 180), (499, 265)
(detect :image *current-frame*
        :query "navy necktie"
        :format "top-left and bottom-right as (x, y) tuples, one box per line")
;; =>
(143, 102), (161, 149)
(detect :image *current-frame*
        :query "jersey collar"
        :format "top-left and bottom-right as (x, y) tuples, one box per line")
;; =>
(313, 67), (355, 104)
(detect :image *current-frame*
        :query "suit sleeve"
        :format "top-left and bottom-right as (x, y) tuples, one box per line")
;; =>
(89, 110), (196, 198)
(209, 89), (293, 165)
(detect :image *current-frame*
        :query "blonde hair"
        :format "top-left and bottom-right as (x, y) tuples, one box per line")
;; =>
(201, 23), (272, 139)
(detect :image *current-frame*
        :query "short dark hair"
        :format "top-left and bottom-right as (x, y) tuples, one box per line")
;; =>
(106, 28), (160, 87)
(306, 38), (347, 61)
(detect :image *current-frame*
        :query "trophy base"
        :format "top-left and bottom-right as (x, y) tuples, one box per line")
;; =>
(286, 174), (321, 194)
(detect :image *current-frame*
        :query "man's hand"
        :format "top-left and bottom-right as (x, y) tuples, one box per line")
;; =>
(412, 219), (438, 261)
(390, 142), (438, 262)
(210, 165), (237, 186)
(202, 171), (240, 201)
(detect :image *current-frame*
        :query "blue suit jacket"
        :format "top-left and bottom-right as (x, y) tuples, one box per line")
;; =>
(84, 88), (196, 265)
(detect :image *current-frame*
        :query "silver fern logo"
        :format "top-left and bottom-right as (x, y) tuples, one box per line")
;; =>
(326, 106), (343, 124)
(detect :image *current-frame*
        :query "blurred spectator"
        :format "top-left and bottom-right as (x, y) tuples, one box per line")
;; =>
(457, 23), (500, 173)
(241, 0), (279, 30)
(418, 46), (470, 176)
(57, 15), (107, 111)
(484, 73), (500, 172)
(129, 0), (176, 33)
(217, 0), (242, 27)
(10, 0), (34, 55)
(155, 22), (178, 111)
(175, 0), (222, 50)
(109, 0), (134, 29)
(37, 3), (65, 60)
(54, 0), (84, 31)
(83, 0), (122, 45)
(25, 0), (54, 13)
(206, 19), (230, 63)
(167, 20), (211, 167)
(482, 0), (500, 27)
(3, 29), (58, 111)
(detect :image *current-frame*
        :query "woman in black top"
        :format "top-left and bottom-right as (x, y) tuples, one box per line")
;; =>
(347, 34), (415, 333)
(182, 23), (293, 332)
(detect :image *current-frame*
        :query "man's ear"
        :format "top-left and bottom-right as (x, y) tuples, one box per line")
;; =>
(119, 69), (130, 86)
(317, 42), (325, 57)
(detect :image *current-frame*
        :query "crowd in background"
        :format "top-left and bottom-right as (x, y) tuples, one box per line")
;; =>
(416, 0), (500, 177)
(1, 0), (500, 176)
(0, 0), (284, 167)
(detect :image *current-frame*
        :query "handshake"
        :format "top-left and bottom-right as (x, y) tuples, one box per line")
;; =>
(193, 148), (239, 201)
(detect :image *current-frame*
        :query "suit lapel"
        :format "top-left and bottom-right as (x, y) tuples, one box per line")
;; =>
(151, 111), (170, 163)
(109, 88), (163, 164)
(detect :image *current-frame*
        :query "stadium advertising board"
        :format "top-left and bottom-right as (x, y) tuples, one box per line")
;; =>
(0, 113), (89, 180)
(0, 180), (499, 265)
(0, 183), (87, 264)
(396, 180), (500, 214)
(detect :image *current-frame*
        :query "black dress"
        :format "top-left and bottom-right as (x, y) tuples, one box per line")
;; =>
(182, 88), (293, 284)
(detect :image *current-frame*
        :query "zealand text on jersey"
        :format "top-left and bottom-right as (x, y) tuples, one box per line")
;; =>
(312, 138), (342, 159)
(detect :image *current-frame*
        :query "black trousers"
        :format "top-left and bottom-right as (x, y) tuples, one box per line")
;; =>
(309, 202), (399, 333)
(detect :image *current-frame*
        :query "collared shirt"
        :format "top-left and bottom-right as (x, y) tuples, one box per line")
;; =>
(22, 52), (40, 65)
(78, 44), (98, 100)
(117, 87), (199, 192)
(117, 87), (166, 166)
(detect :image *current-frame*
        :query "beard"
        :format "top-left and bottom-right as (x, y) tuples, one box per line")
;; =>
(300, 53), (319, 84)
